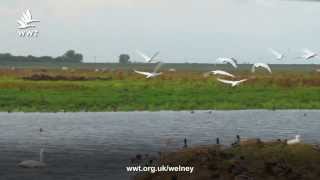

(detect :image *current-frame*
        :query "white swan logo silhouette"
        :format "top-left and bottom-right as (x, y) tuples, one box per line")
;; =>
(17, 10), (40, 37)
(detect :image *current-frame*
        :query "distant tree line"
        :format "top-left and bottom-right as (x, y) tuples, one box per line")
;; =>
(119, 54), (131, 64)
(0, 50), (83, 63)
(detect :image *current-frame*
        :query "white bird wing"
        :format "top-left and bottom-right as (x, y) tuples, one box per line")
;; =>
(153, 62), (163, 73)
(134, 70), (152, 77)
(216, 78), (234, 85)
(260, 63), (272, 73)
(238, 79), (248, 84)
(302, 49), (315, 58)
(150, 52), (160, 61)
(17, 20), (26, 27)
(232, 79), (248, 87)
(212, 70), (235, 78)
(218, 57), (238, 68)
(136, 50), (151, 61)
(22, 11), (29, 22)
(269, 48), (282, 58)
(252, 63), (272, 73)
(27, 10), (39, 22)
(26, 10), (32, 21)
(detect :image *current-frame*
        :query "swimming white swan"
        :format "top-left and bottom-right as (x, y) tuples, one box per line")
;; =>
(301, 49), (317, 60)
(217, 57), (238, 69)
(134, 62), (163, 78)
(136, 50), (160, 63)
(217, 78), (247, 87)
(287, 135), (301, 145)
(210, 70), (235, 78)
(269, 48), (284, 60)
(251, 63), (272, 74)
(18, 148), (46, 168)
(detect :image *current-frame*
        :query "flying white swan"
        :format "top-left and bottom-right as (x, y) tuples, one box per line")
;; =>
(17, 9), (40, 29)
(134, 62), (163, 78)
(301, 49), (318, 60)
(251, 63), (272, 74)
(18, 148), (46, 168)
(287, 135), (301, 145)
(217, 78), (247, 87)
(217, 57), (238, 69)
(210, 70), (235, 78)
(269, 48), (284, 60)
(136, 50), (160, 63)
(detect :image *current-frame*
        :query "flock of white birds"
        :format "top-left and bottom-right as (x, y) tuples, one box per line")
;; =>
(134, 49), (319, 87)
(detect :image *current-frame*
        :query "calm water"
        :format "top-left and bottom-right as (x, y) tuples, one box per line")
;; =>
(0, 110), (319, 180)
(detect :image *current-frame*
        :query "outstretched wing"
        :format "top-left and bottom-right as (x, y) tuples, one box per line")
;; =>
(252, 63), (272, 73)
(150, 52), (160, 61)
(263, 64), (272, 73)
(218, 57), (238, 69)
(25, 10), (32, 21)
(22, 11), (29, 22)
(303, 49), (313, 55)
(238, 79), (248, 84)
(153, 61), (164, 73)
(216, 78), (233, 85)
(212, 70), (235, 78)
(136, 50), (151, 61)
(17, 20), (25, 26)
(251, 63), (257, 73)
(134, 70), (152, 77)
(269, 48), (281, 57)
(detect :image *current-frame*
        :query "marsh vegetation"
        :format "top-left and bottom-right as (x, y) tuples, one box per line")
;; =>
(0, 67), (320, 111)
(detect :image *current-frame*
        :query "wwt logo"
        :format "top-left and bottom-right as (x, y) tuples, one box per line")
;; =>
(17, 10), (40, 38)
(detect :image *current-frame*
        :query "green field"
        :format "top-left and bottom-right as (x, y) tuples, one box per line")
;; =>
(0, 64), (320, 112)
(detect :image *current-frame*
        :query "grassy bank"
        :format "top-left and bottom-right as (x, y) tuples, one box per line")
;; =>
(135, 142), (320, 180)
(1, 69), (320, 111)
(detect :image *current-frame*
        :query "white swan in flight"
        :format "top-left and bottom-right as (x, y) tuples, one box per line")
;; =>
(210, 70), (235, 78)
(134, 62), (163, 78)
(269, 48), (284, 60)
(217, 57), (238, 69)
(17, 9), (40, 29)
(251, 63), (272, 74)
(18, 148), (46, 168)
(301, 49), (318, 60)
(287, 135), (301, 145)
(136, 50), (160, 63)
(217, 78), (247, 87)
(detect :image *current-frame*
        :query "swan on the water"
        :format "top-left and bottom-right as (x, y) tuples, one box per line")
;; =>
(18, 148), (46, 168)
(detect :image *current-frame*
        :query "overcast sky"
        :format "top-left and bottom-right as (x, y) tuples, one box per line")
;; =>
(1, 0), (320, 63)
